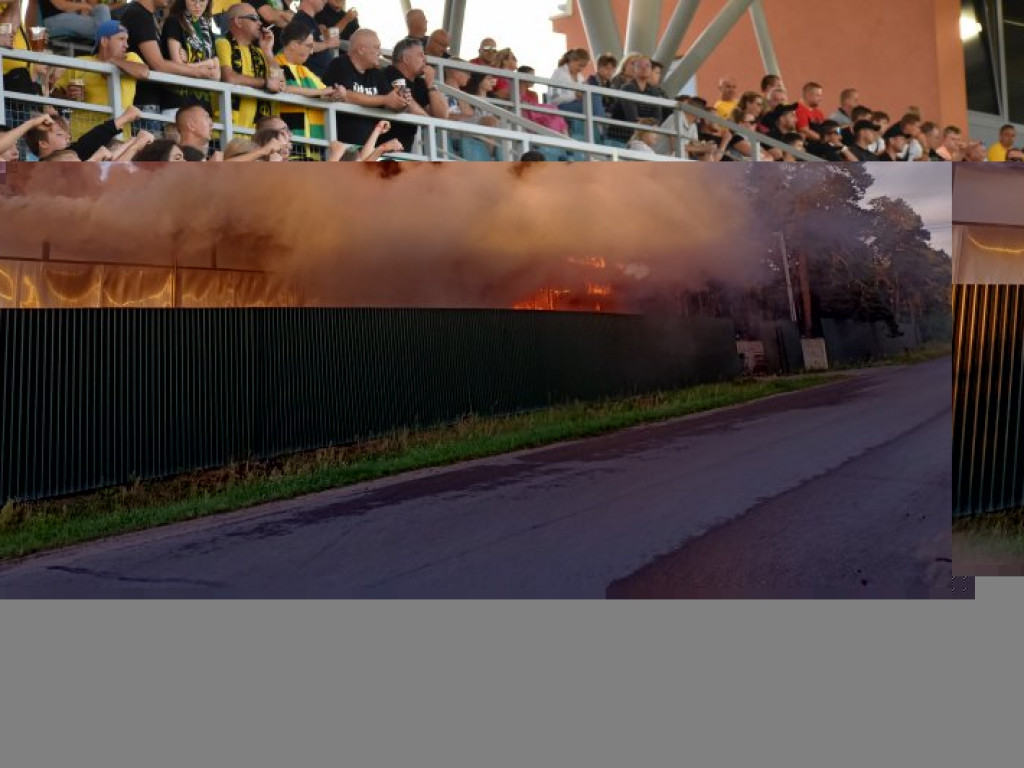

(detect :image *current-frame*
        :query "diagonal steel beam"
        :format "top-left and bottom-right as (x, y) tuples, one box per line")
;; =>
(748, 0), (781, 80)
(661, 0), (755, 96)
(576, 0), (624, 59)
(624, 0), (663, 55)
(653, 0), (701, 67)
(442, 0), (467, 56)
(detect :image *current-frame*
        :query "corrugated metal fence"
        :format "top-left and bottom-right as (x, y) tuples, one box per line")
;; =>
(953, 285), (1024, 517)
(0, 308), (741, 502)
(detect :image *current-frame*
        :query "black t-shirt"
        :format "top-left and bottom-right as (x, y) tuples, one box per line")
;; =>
(382, 64), (430, 151)
(323, 54), (394, 145)
(251, 0), (285, 50)
(806, 141), (847, 161)
(39, 0), (60, 18)
(69, 119), (119, 161)
(928, 149), (946, 161)
(849, 144), (880, 161)
(121, 2), (164, 108)
(314, 6), (359, 40)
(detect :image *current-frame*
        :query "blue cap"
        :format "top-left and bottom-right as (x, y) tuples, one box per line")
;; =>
(95, 21), (127, 45)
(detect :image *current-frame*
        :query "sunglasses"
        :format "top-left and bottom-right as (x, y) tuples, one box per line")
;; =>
(240, 14), (261, 22)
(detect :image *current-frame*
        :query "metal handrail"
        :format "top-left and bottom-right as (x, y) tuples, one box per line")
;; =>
(0, 45), (818, 161)
(1, 47), (685, 161)
(424, 53), (823, 162)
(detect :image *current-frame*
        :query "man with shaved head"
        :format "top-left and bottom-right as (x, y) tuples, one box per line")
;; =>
(215, 4), (285, 130)
(425, 29), (451, 59)
(713, 75), (739, 120)
(470, 37), (497, 66)
(324, 28), (411, 147)
(406, 8), (428, 45)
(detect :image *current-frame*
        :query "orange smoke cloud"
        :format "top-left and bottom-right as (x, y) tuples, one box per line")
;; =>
(0, 162), (770, 310)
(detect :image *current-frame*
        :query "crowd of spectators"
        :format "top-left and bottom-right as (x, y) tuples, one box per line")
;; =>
(0, 1), (1000, 162)
(0, 0), (426, 160)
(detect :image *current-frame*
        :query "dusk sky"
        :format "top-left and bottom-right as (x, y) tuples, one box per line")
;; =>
(865, 164), (952, 256)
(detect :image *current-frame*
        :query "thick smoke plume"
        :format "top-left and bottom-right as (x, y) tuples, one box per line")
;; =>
(0, 163), (771, 310)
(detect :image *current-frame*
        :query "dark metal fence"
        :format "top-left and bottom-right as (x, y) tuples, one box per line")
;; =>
(0, 308), (741, 502)
(821, 318), (923, 365)
(749, 320), (805, 374)
(953, 285), (1024, 517)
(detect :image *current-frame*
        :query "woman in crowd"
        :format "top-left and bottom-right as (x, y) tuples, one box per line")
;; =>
(464, 70), (498, 104)
(516, 65), (567, 135)
(548, 49), (590, 112)
(461, 71), (502, 156)
(134, 138), (187, 161)
(727, 109), (771, 161)
(489, 48), (517, 101)
(610, 53), (640, 89)
(161, 0), (221, 119)
(449, 64), (499, 128)
(734, 91), (765, 121)
(549, 48), (603, 136)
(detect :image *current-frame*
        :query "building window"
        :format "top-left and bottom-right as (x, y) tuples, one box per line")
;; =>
(963, 0), (1000, 115)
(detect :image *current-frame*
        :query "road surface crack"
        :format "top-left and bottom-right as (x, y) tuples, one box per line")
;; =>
(46, 565), (227, 589)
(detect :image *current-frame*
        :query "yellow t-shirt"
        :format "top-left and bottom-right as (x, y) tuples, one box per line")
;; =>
(1, 25), (28, 76)
(714, 99), (738, 120)
(210, 0), (234, 13)
(215, 36), (273, 130)
(56, 54), (142, 140)
(988, 142), (1009, 162)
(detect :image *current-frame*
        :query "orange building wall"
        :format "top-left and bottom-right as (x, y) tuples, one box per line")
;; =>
(553, 0), (968, 129)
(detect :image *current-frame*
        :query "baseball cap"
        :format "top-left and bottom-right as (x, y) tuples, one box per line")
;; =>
(883, 124), (910, 140)
(853, 119), (881, 133)
(95, 21), (127, 45)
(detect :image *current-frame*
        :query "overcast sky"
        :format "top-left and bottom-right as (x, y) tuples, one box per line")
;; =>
(865, 164), (953, 256)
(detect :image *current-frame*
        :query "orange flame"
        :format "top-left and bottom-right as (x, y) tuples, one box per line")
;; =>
(567, 256), (607, 270)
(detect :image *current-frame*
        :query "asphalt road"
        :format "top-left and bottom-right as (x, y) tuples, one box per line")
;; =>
(0, 358), (968, 599)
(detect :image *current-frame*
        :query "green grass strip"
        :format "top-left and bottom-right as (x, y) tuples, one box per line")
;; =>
(953, 510), (1024, 558)
(1, 372), (852, 561)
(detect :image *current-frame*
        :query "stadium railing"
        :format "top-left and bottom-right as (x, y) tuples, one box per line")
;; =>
(0, 46), (820, 162)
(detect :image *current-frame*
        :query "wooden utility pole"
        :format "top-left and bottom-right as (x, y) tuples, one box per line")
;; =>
(777, 231), (798, 325)
(797, 250), (813, 336)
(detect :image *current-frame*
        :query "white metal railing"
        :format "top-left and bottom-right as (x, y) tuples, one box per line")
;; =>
(0, 44), (820, 162)
(425, 55), (823, 162)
